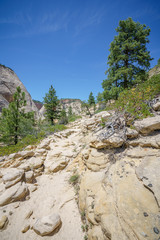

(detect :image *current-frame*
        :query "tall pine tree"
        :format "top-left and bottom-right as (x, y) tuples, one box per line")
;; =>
(43, 85), (59, 125)
(102, 17), (152, 100)
(88, 92), (95, 106)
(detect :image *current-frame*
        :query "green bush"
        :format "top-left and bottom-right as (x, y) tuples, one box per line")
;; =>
(68, 115), (82, 122)
(106, 74), (160, 122)
(0, 123), (67, 156)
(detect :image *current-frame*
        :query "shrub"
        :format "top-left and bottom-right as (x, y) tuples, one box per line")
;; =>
(69, 174), (79, 185)
(68, 115), (82, 122)
(114, 74), (160, 121)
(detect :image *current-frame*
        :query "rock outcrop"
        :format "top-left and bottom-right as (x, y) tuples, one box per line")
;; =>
(0, 109), (160, 240)
(0, 64), (40, 117)
(60, 98), (82, 115)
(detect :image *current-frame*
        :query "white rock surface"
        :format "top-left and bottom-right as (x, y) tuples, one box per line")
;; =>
(33, 213), (61, 236)
(0, 182), (28, 206)
(2, 168), (24, 188)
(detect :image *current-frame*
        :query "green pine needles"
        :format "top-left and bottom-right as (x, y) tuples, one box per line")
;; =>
(43, 85), (60, 125)
(102, 17), (152, 100)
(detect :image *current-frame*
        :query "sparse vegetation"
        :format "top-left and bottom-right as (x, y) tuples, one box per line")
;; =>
(69, 174), (79, 185)
(68, 115), (82, 122)
(0, 122), (67, 156)
(105, 73), (160, 123)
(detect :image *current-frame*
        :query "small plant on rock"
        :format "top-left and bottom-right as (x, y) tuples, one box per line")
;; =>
(69, 174), (79, 185)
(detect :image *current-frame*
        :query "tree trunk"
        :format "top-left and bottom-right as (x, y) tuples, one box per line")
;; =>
(14, 126), (18, 145)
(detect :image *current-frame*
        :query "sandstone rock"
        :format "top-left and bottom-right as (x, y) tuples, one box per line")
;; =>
(0, 65), (40, 117)
(88, 226), (105, 240)
(94, 111), (110, 121)
(79, 172), (105, 212)
(153, 101), (160, 111)
(136, 156), (160, 206)
(61, 129), (78, 138)
(0, 182), (28, 206)
(84, 148), (111, 171)
(25, 171), (34, 183)
(126, 127), (138, 139)
(128, 134), (160, 148)
(18, 162), (31, 171)
(33, 213), (61, 236)
(134, 116), (160, 135)
(126, 147), (160, 158)
(37, 139), (51, 150)
(19, 150), (35, 159)
(60, 98), (82, 115)
(8, 152), (21, 160)
(0, 215), (8, 229)
(48, 158), (69, 173)
(2, 168), (24, 188)
(29, 157), (43, 169)
(35, 149), (46, 157)
(90, 133), (124, 149)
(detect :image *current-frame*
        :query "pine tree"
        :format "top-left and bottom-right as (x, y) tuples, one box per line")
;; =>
(96, 92), (104, 103)
(0, 86), (35, 145)
(88, 92), (95, 106)
(158, 58), (160, 65)
(102, 17), (152, 100)
(43, 85), (59, 125)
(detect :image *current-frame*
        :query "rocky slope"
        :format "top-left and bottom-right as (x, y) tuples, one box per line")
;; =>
(0, 65), (40, 117)
(0, 104), (160, 239)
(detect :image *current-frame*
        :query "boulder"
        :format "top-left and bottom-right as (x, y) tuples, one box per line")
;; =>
(153, 101), (160, 111)
(90, 133), (124, 149)
(134, 116), (160, 135)
(25, 171), (34, 183)
(2, 168), (24, 188)
(29, 157), (43, 169)
(0, 182), (28, 206)
(126, 127), (138, 139)
(33, 213), (61, 236)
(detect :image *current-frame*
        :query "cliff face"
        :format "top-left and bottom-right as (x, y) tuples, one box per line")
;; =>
(60, 99), (82, 115)
(0, 65), (40, 117)
(33, 100), (43, 110)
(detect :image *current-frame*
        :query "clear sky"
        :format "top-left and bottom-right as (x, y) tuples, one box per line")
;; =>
(0, 0), (160, 102)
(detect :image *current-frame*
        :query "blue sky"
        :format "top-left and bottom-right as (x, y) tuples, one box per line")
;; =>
(0, 0), (160, 102)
